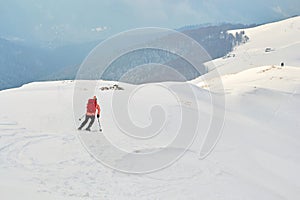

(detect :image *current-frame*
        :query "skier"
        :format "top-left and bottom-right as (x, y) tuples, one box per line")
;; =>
(78, 96), (101, 131)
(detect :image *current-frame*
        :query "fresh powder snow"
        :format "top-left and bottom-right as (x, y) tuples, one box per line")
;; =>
(0, 17), (300, 199)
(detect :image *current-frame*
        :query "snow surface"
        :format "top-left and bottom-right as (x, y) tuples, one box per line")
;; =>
(199, 16), (300, 80)
(0, 17), (300, 199)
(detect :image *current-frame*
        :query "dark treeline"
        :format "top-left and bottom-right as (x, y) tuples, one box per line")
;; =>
(0, 23), (255, 89)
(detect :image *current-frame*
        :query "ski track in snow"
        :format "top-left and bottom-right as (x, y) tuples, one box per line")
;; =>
(1, 114), (299, 199)
(0, 118), (241, 199)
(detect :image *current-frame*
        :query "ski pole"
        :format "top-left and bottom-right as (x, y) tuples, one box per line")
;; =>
(79, 114), (85, 121)
(97, 118), (102, 132)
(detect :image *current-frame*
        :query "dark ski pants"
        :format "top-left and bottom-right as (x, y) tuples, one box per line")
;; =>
(79, 115), (95, 130)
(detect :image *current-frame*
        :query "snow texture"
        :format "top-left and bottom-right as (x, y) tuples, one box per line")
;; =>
(0, 17), (300, 199)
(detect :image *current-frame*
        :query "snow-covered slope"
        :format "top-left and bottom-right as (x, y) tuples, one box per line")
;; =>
(0, 64), (299, 199)
(0, 17), (300, 199)
(200, 16), (300, 80)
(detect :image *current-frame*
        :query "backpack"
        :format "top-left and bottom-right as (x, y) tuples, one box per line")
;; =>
(87, 99), (96, 113)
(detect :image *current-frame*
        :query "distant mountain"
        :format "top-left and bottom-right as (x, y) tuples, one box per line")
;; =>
(176, 23), (214, 31)
(0, 38), (54, 90)
(42, 41), (100, 81)
(0, 22), (259, 89)
(0, 39), (98, 90)
(96, 23), (256, 84)
(182, 23), (257, 59)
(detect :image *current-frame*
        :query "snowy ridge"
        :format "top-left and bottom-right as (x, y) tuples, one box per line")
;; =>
(201, 16), (300, 79)
(228, 16), (300, 49)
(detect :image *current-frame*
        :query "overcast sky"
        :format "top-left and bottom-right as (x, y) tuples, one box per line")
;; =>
(0, 0), (299, 45)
